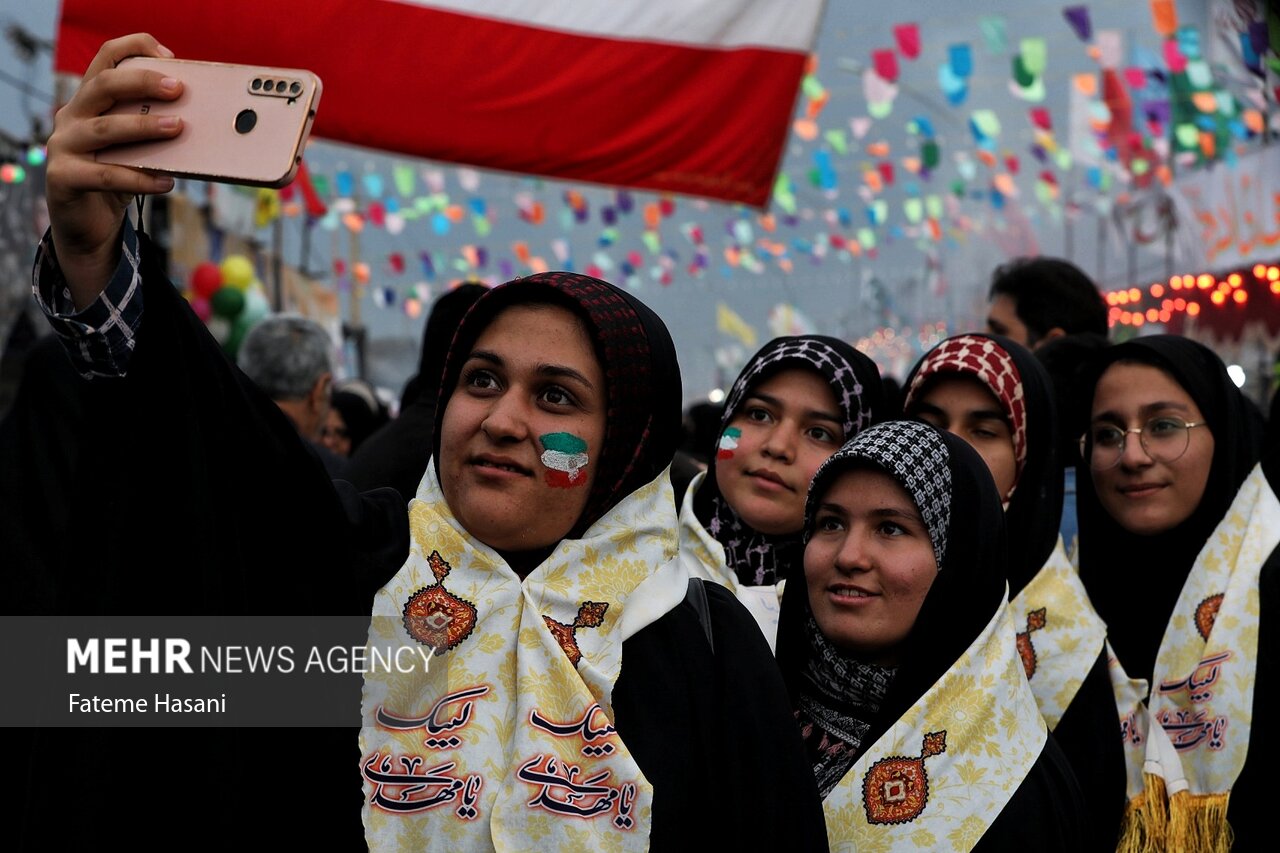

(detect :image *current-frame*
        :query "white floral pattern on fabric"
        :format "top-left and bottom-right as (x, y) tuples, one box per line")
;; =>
(678, 471), (783, 649)
(1009, 537), (1107, 730)
(1113, 463), (1277, 820)
(822, 596), (1047, 852)
(360, 461), (687, 851)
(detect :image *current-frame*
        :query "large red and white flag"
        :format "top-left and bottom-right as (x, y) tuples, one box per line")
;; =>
(56, 1), (824, 207)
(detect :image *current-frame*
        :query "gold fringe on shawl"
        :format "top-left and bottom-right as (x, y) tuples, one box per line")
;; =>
(1117, 774), (1233, 853)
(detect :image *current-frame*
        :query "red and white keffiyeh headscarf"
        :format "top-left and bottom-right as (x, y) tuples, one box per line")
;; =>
(905, 334), (1028, 496)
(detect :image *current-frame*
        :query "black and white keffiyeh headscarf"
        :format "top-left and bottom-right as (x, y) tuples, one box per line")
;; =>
(698, 336), (885, 586)
(805, 420), (952, 568)
(720, 337), (878, 439)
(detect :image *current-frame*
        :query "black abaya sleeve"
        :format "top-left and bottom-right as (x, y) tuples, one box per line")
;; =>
(5, 232), (408, 612)
(613, 582), (829, 851)
(5, 236), (408, 850)
(1051, 649), (1127, 851)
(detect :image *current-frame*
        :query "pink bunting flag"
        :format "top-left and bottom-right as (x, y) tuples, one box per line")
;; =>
(1163, 40), (1187, 73)
(893, 24), (921, 60)
(872, 49), (900, 83)
(1029, 107), (1052, 130)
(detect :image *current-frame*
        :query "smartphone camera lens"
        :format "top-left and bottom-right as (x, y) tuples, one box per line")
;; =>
(289, 81), (301, 95)
(276, 80), (290, 93)
(251, 78), (262, 91)
(235, 108), (258, 134)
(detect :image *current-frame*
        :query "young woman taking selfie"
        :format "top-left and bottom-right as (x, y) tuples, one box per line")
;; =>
(12, 34), (827, 851)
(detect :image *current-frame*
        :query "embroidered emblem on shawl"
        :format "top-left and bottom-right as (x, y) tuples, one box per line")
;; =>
(1016, 608), (1047, 679)
(1010, 540), (1107, 729)
(544, 601), (609, 667)
(402, 550), (478, 653)
(1194, 593), (1224, 641)
(862, 731), (948, 825)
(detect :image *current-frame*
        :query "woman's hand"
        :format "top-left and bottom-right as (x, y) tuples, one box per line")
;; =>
(45, 33), (184, 309)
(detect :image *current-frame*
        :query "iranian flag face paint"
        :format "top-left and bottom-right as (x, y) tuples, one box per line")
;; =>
(717, 427), (742, 460)
(540, 432), (591, 488)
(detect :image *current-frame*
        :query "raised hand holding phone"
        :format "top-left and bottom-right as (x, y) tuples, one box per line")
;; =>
(45, 33), (184, 309)
(45, 34), (323, 310)
(95, 57), (321, 188)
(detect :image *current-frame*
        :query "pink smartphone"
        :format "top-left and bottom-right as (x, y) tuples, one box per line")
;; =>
(96, 56), (322, 188)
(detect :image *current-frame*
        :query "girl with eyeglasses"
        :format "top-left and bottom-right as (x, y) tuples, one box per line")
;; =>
(1076, 335), (1271, 851)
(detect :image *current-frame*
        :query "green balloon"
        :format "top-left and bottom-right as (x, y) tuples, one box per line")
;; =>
(222, 313), (255, 359)
(210, 286), (246, 319)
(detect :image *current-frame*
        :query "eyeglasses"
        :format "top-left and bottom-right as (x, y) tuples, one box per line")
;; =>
(1078, 417), (1207, 471)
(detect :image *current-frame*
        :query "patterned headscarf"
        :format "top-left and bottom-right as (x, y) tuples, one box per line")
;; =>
(904, 334), (1028, 497)
(903, 333), (1063, 596)
(433, 271), (683, 541)
(720, 337), (879, 440)
(805, 420), (952, 568)
(698, 336), (885, 586)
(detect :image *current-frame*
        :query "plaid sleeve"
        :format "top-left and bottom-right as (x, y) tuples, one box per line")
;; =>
(32, 218), (144, 379)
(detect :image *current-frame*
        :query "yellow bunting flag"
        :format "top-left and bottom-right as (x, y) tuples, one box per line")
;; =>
(716, 303), (758, 348)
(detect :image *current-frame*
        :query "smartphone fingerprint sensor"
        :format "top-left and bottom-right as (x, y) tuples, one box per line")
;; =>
(235, 109), (258, 134)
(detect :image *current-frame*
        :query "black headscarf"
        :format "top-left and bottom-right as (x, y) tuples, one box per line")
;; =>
(776, 420), (1009, 791)
(902, 333), (1063, 596)
(1033, 332), (1109, 470)
(347, 284), (488, 500)
(1266, 379), (1280, 459)
(432, 271), (683, 549)
(1075, 335), (1264, 683)
(329, 383), (389, 455)
(693, 335), (884, 586)
(401, 283), (491, 409)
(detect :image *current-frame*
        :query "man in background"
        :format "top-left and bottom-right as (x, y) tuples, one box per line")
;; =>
(237, 315), (347, 478)
(986, 256), (1107, 349)
(985, 256), (1109, 556)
